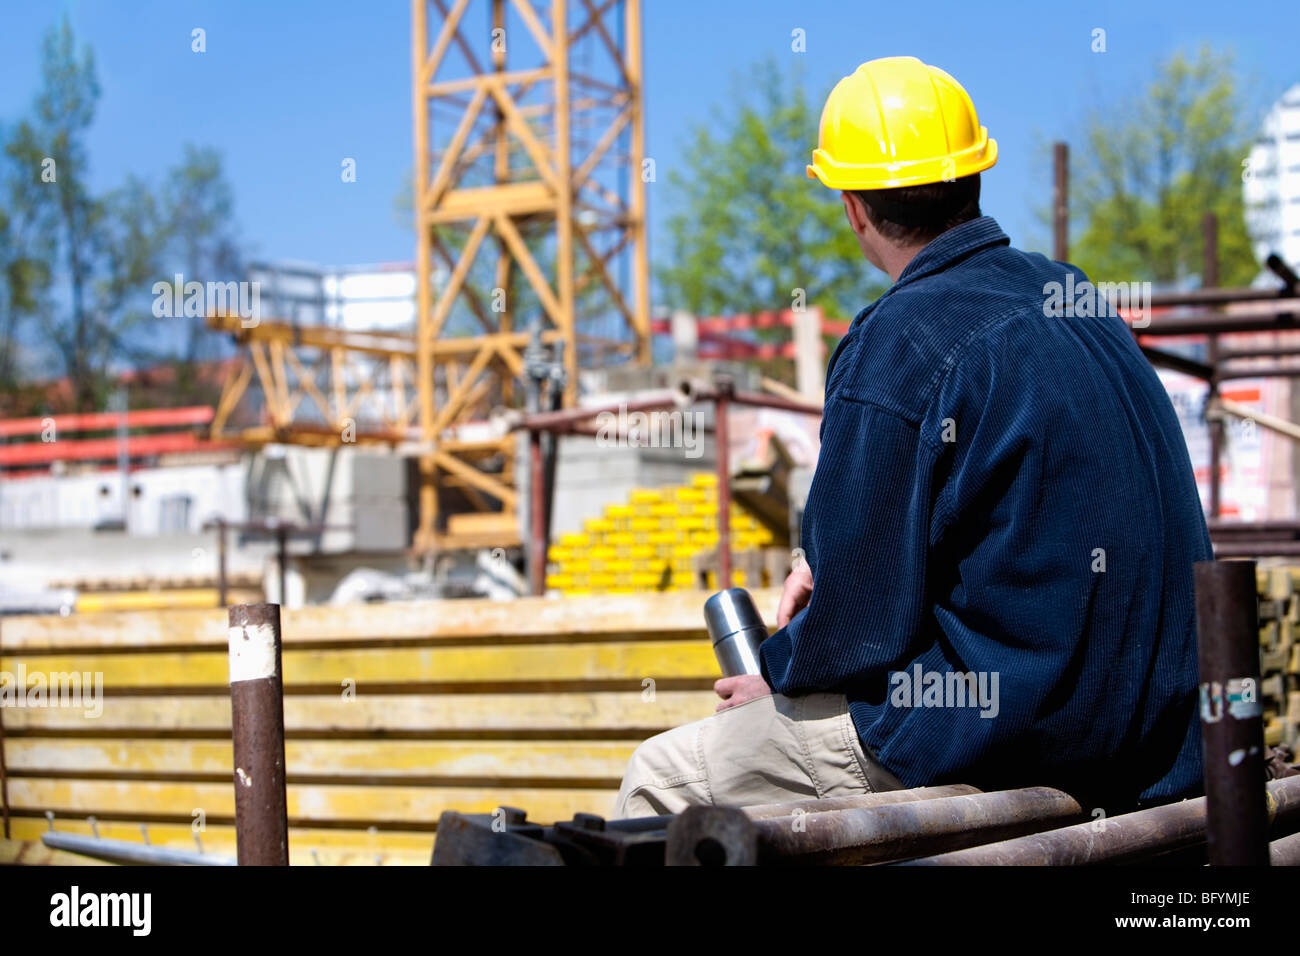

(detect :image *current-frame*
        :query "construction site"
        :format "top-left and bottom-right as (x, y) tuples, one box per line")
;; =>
(1, 0), (1300, 887)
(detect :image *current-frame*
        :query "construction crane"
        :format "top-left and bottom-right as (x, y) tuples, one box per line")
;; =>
(209, 0), (650, 552)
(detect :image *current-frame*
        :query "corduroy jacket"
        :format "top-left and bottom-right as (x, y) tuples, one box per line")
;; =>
(760, 217), (1209, 809)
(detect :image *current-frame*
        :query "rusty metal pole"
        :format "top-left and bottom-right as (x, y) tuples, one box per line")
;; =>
(216, 517), (228, 607)
(529, 427), (546, 596)
(752, 786), (1082, 865)
(275, 524), (288, 607)
(228, 603), (290, 866)
(1204, 213), (1222, 519)
(0, 618), (9, 839)
(715, 378), (733, 589)
(906, 776), (1300, 865)
(1194, 560), (1270, 866)
(1052, 142), (1068, 262)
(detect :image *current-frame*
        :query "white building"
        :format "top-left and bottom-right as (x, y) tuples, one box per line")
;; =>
(1245, 83), (1300, 276)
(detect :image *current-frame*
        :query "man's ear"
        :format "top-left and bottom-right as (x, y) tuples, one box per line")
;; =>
(840, 190), (868, 236)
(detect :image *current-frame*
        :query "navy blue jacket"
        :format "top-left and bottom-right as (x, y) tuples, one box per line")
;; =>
(760, 217), (1209, 808)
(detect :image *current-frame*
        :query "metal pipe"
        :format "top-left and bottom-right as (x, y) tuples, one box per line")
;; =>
(1194, 559), (1270, 866)
(901, 776), (1300, 865)
(741, 784), (981, 820)
(1149, 287), (1298, 308)
(1213, 542), (1300, 558)
(1138, 311), (1300, 336)
(1269, 830), (1300, 866)
(529, 427), (546, 596)
(275, 523), (288, 607)
(753, 786), (1082, 865)
(1204, 213), (1222, 519)
(1219, 344), (1300, 361)
(728, 389), (822, 417)
(1266, 252), (1300, 292)
(1209, 519), (1300, 534)
(715, 378), (733, 589)
(216, 516), (228, 607)
(515, 386), (822, 436)
(1053, 142), (1068, 261)
(0, 621), (8, 839)
(228, 603), (290, 866)
(115, 386), (130, 531)
(1218, 362), (1300, 381)
(41, 831), (236, 866)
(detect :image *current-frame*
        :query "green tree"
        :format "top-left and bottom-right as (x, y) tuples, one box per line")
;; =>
(1, 17), (244, 413)
(5, 16), (106, 410)
(1070, 47), (1257, 287)
(657, 58), (882, 322)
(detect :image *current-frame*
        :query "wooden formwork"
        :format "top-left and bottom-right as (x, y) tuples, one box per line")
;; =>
(0, 591), (775, 865)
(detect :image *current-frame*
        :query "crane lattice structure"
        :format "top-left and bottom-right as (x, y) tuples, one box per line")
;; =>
(210, 0), (649, 552)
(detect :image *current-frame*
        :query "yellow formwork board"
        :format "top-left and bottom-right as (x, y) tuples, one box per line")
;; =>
(4, 738), (639, 780)
(6, 778), (620, 829)
(2, 690), (721, 734)
(1, 642), (719, 688)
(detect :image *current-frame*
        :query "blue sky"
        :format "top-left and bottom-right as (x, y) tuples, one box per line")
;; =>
(1, 0), (1296, 287)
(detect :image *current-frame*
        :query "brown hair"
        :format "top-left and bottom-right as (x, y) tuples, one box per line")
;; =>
(851, 174), (981, 245)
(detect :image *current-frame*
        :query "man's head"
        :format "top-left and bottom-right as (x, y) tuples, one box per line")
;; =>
(841, 175), (982, 274)
(807, 56), (996, 279)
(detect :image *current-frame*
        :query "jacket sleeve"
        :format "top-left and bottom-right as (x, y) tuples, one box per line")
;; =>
(760, 393), (941, 696)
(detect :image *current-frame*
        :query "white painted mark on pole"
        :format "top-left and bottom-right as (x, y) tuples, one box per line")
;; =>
(228, 623), (278, 683)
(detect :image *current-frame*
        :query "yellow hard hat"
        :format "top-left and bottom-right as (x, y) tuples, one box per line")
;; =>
(807, 56), (997, 191)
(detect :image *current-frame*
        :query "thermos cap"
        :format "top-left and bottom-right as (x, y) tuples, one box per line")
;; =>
(703, 588), (767, 646)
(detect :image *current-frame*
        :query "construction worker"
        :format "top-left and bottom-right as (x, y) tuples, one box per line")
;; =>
(614, 56), (1209, 819)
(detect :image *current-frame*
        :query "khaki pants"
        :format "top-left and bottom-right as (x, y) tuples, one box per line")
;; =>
(612, 692), (903, 818)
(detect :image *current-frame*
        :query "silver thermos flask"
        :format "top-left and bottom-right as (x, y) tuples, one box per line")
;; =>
(704, 587), (769, 677)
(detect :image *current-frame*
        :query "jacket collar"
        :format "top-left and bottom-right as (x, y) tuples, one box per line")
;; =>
(893, 216), (1011, 289)
(827, 218), (1012, 394)
(845, 217), (1011, 334)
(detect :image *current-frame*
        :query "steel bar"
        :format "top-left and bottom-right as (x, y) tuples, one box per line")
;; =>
(1218, 362), (1300, 381)
(515, 386), (822, 436)
(1209, 519), (1300, 535)
(41, 831), (236, 866)
(529, 427), (546, 596)
(1136, 311), (1300, 336)
(1213, 542), (1300, 557)
(1148, 286), (1297, 309)
(1267, 252), (1300, 292)
(740, 784), (982, 820)
(432, 810), (565, 866)
(1219, 345), (1300, 362)
(666, 806), (758, 866)
(1195, 560), (1270, 866)
(901, 776), (1300, 865)
(1269, 831), (1300, 866)
(751, 786), (1082, 865)
(228, 603), (290, 866)
(1053, 142), (1068, 261)
(728, 388), (822, 417)
(1140, 345), (1214, 381)
(1205, 213), (1223, 518)
(216, 517), (228, 607)
(716, 378), (733, 589)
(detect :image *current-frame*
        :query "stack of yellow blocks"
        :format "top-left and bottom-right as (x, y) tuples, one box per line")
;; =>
(546, 472), (775, 594)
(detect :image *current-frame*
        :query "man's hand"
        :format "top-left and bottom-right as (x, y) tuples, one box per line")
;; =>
(715, 674), (772, 712)
(777, 559), (814, 628)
